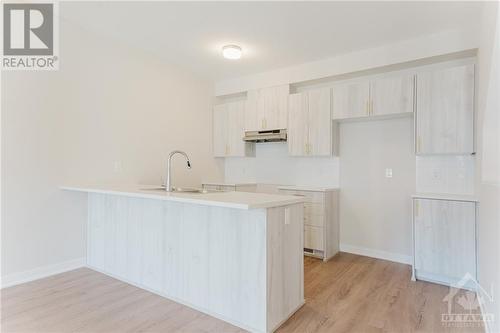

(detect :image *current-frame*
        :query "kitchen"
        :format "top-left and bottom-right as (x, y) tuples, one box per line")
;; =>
(2, 2), (499, 333)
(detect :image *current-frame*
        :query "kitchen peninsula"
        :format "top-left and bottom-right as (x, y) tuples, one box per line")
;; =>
(61, 185), (305, 333)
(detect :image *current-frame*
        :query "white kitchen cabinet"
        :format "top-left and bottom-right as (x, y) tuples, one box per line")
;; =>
(245, 85), (289, 131)
(213, 104), (228, 157)
(415, 64), (475, 155)
(287, 92), (309, 156)
(288, 88), (334, 156)
(332, 80), (370, 120)
(370, 74), (414, 116)
(213, 101), (254, 157)
(333, 73), (414, 120)
(279, 187), (339, 261)
(309, 89), (334, 156)
(413, 197), (477, 287)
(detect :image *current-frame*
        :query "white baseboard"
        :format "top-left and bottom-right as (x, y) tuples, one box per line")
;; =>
(1, 257), (86, 289)
(340, 243), (412, 265)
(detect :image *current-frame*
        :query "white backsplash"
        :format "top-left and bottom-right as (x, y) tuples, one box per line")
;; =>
(224, 142), (340, 187)
(416, 155), (475, 195)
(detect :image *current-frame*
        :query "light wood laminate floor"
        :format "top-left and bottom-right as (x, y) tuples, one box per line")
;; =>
(1, 253), (484, 333)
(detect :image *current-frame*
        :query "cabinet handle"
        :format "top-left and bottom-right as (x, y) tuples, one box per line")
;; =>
(415, 200), (419, 217)
(416, 136), (421, 153)
(365, 101), (369, 116)
(370, 100), (374, 115)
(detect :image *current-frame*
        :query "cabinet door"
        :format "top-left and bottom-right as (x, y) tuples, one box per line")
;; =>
(246, 85), (289, 131)
(257, 87), (272, 130)
(287, 93), (309, 156)
(227, 101), (246, 156)
(332, 80), (370, 120)
(416, 64), (475, 154)
(370, 74), (414, 116)
(304, 226), (324, 251)
(308, 88), (332, 156)
(213, 105), (228, 157)
(244, 90), (259, 131)
(276, 84), (289, 129)
(414, 199), (476, 280)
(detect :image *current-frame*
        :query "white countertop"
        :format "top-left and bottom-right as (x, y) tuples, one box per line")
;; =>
(277, 185), (339, 192)
(61, 184), (305, 210)
(202, 182), (256, 187)
(412, 193), (479, 202)
(202, 182), (339, 192)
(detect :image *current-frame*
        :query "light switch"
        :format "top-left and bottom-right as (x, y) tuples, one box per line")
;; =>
(385, 168), (393, 178)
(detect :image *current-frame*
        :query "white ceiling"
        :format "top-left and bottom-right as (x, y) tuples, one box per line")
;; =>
(61, 1), (483, 81)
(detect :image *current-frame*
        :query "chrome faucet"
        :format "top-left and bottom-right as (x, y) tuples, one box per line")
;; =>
(165, 150), (191, 192)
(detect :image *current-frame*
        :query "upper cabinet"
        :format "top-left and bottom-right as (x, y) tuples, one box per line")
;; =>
(288, 88), (335, 156)
(213, 101), (254, 157)
(245, 85), (289, 131)
(370, 74), (414, 116)
(212, 60), (474, 158)
(332, 73), (414, 120)
(332, 81), (370, 120)
(415, 64), (475, 155)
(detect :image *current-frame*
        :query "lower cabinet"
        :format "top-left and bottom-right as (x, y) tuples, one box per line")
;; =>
(279, 187), (339, 261)
(412, 197), (477, 287)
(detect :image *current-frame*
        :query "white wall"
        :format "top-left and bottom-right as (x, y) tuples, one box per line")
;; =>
(1, 19), (222, 285)
(416, 156), (475, 195)
(215, 29), (478, 96)
(338, 117), (415, 263)
(475, 2), (500, 332)
(224, 143), (339, 187)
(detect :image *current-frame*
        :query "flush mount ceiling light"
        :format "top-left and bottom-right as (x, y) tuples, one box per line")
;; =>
(222, 45), (242, 60)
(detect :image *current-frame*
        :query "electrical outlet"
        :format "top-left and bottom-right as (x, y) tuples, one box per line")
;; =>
(385, 168), (393, 178)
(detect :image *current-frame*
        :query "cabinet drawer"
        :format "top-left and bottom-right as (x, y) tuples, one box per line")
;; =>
(304, 213), (324, 227)
(304, 203), (324, 216)
(304, 226), (324, 251)
(279, 190), (324, 204)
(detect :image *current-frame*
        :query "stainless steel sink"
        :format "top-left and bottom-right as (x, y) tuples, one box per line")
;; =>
(174, 187), (210, 194)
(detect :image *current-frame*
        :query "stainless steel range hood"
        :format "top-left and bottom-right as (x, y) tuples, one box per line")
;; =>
(243, 129), (287, 143)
